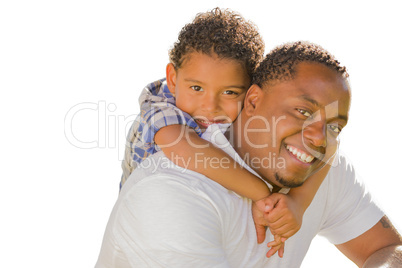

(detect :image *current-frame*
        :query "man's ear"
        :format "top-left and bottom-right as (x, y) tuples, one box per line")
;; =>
(243, 84), (263, 116)
(166, 63), (177, 94)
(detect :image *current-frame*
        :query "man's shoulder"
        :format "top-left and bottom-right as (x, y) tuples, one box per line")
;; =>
(117, 152), (246, 227)
(326, 152), (357, 185)
(311, 152), (362, 209)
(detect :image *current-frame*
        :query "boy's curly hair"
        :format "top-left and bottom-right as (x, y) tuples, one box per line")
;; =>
(253, 41), (349, 88)
(169, 7), (265, 80)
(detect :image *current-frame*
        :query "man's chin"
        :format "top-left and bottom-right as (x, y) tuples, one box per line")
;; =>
(274, 173), (305, 188)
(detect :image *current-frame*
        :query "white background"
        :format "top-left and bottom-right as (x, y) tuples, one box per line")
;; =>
(1, 0), (401, 267)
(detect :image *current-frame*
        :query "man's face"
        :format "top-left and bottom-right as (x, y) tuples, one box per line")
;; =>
(236, 62), (351, 188)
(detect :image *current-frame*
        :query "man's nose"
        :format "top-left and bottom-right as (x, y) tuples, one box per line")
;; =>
(302, 118), (327, 149)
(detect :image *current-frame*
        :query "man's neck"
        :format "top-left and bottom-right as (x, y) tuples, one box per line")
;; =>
(271, 184), (282, 193)
(226, 122), (283, 193)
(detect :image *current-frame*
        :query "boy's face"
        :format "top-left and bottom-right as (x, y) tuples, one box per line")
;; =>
(236, 62), (351, 188)
(166, 52), (250, 130)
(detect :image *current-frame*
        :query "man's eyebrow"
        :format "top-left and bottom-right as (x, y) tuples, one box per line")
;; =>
(336, 114), (348, 122)
(298, 95), (320, 107)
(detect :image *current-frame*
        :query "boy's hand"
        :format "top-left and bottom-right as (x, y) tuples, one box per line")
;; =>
(252, 199), (270, 244)
(253, 193), (304, 258)
(265, 193), (303, 239)
(252, 199), (285, 258)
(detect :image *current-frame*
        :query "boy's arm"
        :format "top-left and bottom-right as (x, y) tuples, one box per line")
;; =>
(121, 78), (171, 188)
(155, 124), (271, 201)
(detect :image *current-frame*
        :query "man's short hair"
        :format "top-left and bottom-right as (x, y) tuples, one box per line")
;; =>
(253, 41), (349, 88)
(169, 7), (265, 80)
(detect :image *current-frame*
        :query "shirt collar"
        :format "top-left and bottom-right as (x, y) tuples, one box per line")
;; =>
(201, 124), (289, 197)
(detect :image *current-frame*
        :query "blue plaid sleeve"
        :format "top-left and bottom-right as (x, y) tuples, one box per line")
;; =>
(120, 78), (201, 189)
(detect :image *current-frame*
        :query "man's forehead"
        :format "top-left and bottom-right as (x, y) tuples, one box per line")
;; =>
(265, 63), (351, 119)
(295, 62), (339, 76)
(294, 63), (349, 94)
(262, 62), (351, 104)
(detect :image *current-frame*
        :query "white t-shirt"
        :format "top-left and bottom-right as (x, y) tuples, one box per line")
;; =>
(96, 125), (384, 267)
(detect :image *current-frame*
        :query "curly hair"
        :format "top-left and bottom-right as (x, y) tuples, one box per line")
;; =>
(169, 7), (265, 80)
(253, 41), (349, 88)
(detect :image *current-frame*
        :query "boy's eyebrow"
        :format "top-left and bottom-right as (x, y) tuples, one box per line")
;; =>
(225, 85), (249, 90)
(184, 79), (248, 90)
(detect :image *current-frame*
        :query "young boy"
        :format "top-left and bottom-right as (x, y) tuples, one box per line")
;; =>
(121, 8), (331, 257)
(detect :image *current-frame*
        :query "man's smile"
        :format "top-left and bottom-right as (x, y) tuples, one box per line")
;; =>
(285, 144), (315, 164)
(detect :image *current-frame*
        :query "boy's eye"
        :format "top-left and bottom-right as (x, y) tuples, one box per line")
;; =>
(223, 90), (239, 95)
(190, 86), (203, 92)
(297, 108), (312, 118)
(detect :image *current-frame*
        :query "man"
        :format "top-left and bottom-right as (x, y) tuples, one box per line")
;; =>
(96, 41), (402, 267)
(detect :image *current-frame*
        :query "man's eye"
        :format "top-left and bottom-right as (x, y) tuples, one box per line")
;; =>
(297, 109), (312, 118)
(328, 124), (342, 134)
(190, 86), (203, 92)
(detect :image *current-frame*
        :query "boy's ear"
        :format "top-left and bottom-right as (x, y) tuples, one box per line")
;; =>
(166, 63), (177, 94)
(243, 84), (263, 116)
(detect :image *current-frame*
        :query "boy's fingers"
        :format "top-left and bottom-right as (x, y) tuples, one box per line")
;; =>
(267, 247), (278, 258)
(280, 228), (299, 239)
(264, 193), (281, 212)
(270, 221), (301, 236)
(254, 199), (268, 213)
(266, 233), (285, 258)
(269, 223), (289, 236)
(278, 243), (285, 258)
(264, 198), (275, 213)
(266, 245), (281, 258)
(267, 219), (287, 230)
(255, 224), (267, 244)
(270, 223), (300, 238)
(267, 240), (280, 248)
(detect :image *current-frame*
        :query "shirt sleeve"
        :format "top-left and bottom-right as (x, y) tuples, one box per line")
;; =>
(120, 79), (202, 188)
(318, 154), (384, 245)
(131, 78), (201, 159)
(113, 175), (231, 267)
(139, 78), (201, 143)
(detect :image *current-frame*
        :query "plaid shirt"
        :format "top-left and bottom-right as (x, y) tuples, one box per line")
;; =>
(120, 78), (202, 188)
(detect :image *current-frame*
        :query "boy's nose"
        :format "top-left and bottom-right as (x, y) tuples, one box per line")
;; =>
(202, 94), (219, 113)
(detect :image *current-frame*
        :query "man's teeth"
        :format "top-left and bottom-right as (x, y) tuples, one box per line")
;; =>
(286, 145), (314, 163)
